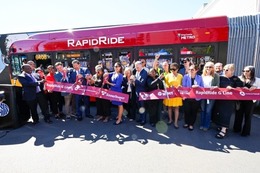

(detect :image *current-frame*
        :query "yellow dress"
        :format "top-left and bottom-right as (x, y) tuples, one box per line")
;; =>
(163, 73), (183, 107)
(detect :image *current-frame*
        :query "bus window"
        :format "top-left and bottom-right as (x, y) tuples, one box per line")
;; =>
(11, 55), (25, 76)
(101, 52), (113, 72)
(139, 47), (173, 57)
(34, 53), (52, 69)
(56, 51), (90, 68)
(118, 51), (131, 67)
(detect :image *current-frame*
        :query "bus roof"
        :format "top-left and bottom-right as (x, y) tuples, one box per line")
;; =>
(9, 16), (228, 54)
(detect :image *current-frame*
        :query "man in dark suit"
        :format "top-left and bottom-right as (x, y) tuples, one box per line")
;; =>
(134, 61), (148, 125)
(68, 60), (93, 121)
(18, 64), (52, 124)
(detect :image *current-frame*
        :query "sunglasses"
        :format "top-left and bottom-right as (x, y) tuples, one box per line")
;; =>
(242, 70), (250, 73)
(183, 61), (187, 63)
(170, 68), (177, 71)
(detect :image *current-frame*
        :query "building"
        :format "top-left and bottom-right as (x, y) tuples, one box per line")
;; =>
(194, 0), (260, 77)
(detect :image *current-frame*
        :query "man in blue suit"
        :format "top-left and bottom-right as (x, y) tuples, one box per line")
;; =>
(18, 64), (52, 124)
(68, 60), (93, 121)
(134, 61), (148, 125)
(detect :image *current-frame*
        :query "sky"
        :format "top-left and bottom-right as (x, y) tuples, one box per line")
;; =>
(0, 0), (210, 34)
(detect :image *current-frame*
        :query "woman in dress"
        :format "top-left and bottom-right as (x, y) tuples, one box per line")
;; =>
(105, 62), (124, 125)
(163, 63), (183, 129)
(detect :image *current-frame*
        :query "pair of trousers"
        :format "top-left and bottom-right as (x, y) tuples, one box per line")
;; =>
(233, 100), (255, 135)
(184, 99), (200, 126)
(200, 99), (215, 129)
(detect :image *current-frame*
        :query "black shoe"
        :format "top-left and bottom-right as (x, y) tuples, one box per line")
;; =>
(86, 114), (94, 118)
(241, 132), (250, 137)
(32, 120), (39, 125)
(136, 119), (142, 123)
(140, 121), (146, 126)
(183, 124), (188, 128)
(167, 121), (173, 125)
(150, 123), (155, 127)
(77, 116), (83, 121)
(44, 119), (53, 124)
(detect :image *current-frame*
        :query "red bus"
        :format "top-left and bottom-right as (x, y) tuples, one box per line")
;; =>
(0, 16), (229, 128)
(7, 16), (228, 86)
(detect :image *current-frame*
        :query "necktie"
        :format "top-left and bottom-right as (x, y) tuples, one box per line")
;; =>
(29, 74), (41, 93)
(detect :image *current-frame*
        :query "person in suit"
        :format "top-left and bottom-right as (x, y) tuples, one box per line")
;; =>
(68, 60), (93, 121)
(18, 64), (52, 124)
(134, 61), (148, 125)
(54, 62), (72, 119)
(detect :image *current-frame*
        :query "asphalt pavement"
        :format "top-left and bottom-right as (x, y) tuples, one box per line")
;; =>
(0, 106), (260, 173)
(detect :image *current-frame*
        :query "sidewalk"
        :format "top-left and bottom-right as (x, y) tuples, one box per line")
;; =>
(0, 106), (259, 173)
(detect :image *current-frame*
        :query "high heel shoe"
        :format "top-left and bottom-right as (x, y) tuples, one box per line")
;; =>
(174, 123), (179, 129)
(113, 120), (122, 125)
(167, 121), (173, 125)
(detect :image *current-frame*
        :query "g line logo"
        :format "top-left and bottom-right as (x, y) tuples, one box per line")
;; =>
(0, 103), (9, 117)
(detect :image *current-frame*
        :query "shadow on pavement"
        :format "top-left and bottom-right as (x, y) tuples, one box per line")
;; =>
(0, 107), (259, 154)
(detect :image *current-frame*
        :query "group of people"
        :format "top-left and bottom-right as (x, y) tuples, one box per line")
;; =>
(18, 56), (260, 139)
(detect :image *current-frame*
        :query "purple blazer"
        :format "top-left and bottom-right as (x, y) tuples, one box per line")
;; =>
(182, 74), (204, 88)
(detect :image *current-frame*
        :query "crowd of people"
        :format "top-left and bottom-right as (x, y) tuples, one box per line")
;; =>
(17, 56), (260, 139)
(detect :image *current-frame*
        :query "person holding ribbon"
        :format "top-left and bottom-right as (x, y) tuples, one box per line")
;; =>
(134, 61), (148, 125)
(45, 65), (61, 119)
(146, 68), (165, 127)
(122, 67), (136, 121)
(214, 64), (243, 139)
(104, 62), (124, 125)
(233, 65), (260, 136)
(89, 65), (111, 123)
(200, 62), (219, 131)
(68, 60), (93, 121)
(182, 64), (204, 131)
(54, 62), (73, 119)
(163, 62), (183, 129)
(18, 64), (52, 124)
